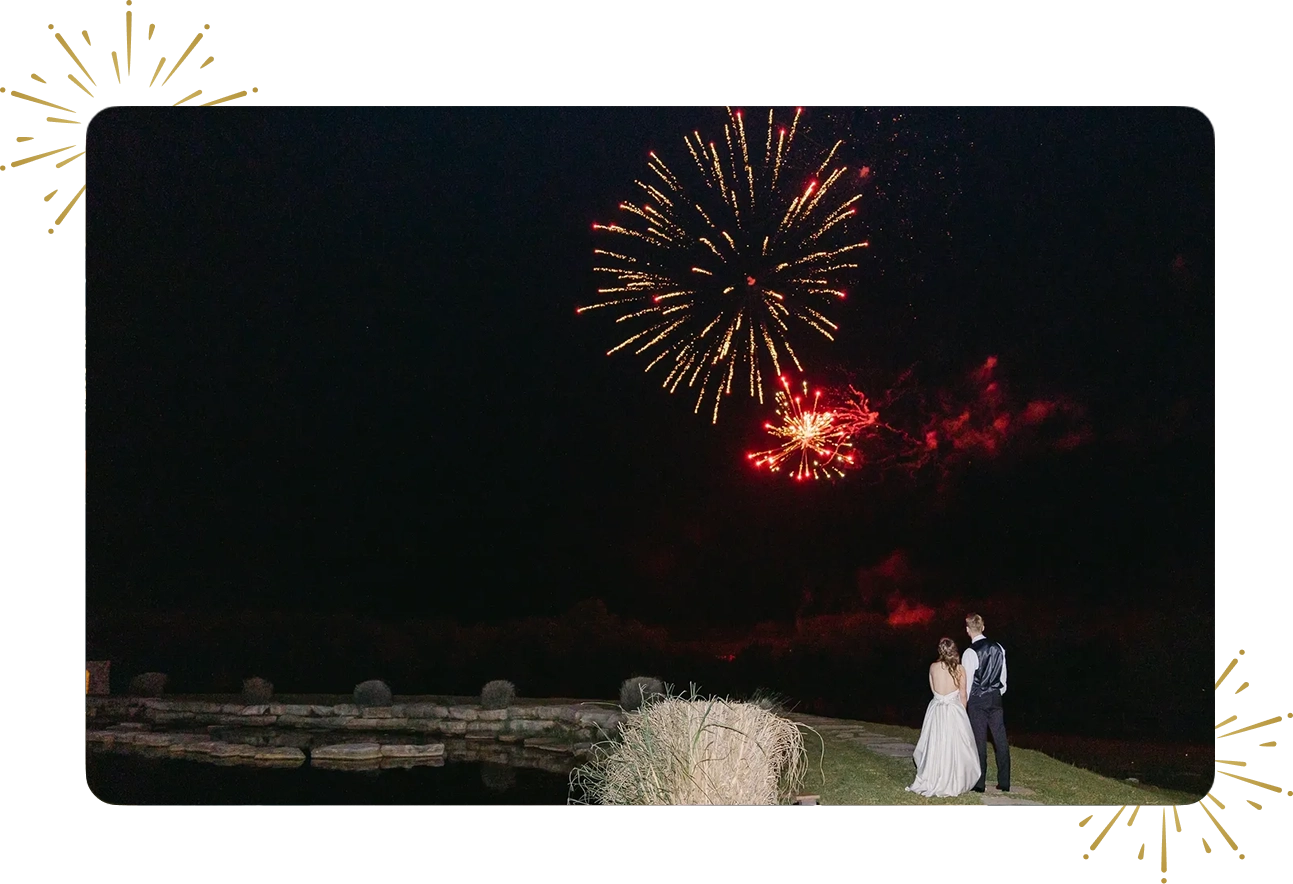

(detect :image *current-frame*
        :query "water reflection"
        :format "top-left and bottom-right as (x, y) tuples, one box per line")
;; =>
(86, 747), (576, 805)
(481, 761), (517, 793)
(88, 727), (585, 776)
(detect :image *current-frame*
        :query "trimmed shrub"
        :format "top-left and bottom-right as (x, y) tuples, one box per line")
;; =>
(480, 679), (516, 710)
(129, 672), (168, 697)
(749, 688), (792, 716)
(619, 676), (665, 712)
(242, 676), (274, 704)
(353, 679), (392, 706)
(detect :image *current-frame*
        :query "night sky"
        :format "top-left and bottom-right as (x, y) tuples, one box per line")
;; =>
(87, 107), (1212, 632)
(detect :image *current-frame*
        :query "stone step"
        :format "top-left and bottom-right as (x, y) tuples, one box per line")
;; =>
(380, 743), (445, 758)
(254, 747), (306, 763)
(786, 714), (920, 758)
(524, 738), (574, 753)
(980, 794), (1043, 806)
(311, 742), (382, 761)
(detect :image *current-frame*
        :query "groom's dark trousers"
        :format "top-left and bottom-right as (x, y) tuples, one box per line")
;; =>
(967, 689), (1010, 791)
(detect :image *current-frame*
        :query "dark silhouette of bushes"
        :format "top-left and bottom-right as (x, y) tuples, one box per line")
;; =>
(242, 676), (274, 704)
(619, 676), (665, 711)
(480, 679), (516, 709)
(129, 672), (168, 697)
(354, 679), (392, 706)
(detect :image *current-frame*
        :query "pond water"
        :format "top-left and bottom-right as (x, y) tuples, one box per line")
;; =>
(86, 750), (576, 805)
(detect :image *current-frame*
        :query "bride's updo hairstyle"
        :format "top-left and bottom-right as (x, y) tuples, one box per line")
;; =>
(937, 637), (962, 684)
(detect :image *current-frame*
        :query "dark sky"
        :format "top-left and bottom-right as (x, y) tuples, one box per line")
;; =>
(87, 107), (1213, 626)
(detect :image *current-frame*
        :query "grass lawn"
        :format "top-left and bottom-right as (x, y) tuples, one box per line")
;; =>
(798, 720), (1203, 806)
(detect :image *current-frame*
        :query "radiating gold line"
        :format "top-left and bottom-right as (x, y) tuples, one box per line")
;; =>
(6, 144), (76, 168)
(53, 147), (84, 168)
(126, 7), (135, 78)
(1163, 806), (1174, 878)
(46, 118), (79, 124)
(3, 89), (75, 115)
(1216, 760), (1246, 766)
(150, 57), (165, 87)
(112, 52), (121, 84)
(30, 73), (46, 83)
(200, 56), (215, 69)
(1137, 843), (1144, 859)
(1199, 796), (1241, 858)
(47, 26), (96, 95)
(17, 137), (34, 142)
(173, 90), (202, 106)
(1127, 804), (1141, 825)
(43, 189), (57, 201)
(47, 183), (86, 235)
(149, 24), (155, 40)
(1215, 713), (1287, 739)
(1172, 805), (1180, 832)
(1260, 741), (1276, 746)
(200, 90), (248, 106)
(1202, 838), (1211, 853)
(150, 27), (206, 88)
(1247, 800), (1262, 809)
(1215, 715), (1237, 729)
(1220, 765), (1282, 790)
(1215, 648), (1246, 692)
(1080, 806), (1122, 858)
(1206, 793), (1224, 809)
(1236, 681), (1249, 693)
(67, 74), (93, 97)
(82, 30), (91, 46)
(1078, 815), (1092, 827)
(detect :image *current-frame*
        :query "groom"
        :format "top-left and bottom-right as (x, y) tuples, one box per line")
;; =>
(962, 613), (1010, 792)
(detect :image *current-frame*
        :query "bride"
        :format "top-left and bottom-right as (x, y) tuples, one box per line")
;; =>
(905, 637), (982, 797)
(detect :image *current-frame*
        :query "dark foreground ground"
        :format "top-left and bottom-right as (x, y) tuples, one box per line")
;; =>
(1006, 732), (1210, 794)
(122, 693), (1206, 791)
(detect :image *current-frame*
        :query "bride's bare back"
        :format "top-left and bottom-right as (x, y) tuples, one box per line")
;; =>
(929, 660), (967, 704)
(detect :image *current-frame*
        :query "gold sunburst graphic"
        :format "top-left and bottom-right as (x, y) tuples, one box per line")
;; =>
(1, 1), (258, 234)
(1072, 648), (1287, 880)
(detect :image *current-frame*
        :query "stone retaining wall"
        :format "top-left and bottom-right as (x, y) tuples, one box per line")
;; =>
(87, 696), (624, 775)
(87, 727), (591, 775)
(87, 729), (313, 767)
(87, 697), (625, 741)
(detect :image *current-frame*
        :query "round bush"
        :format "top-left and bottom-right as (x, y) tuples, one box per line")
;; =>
(242, 676), (274, 704)
(619, 676), (665, 711)
(129, 672), (168, 697)
(480, 679), (516, 710)
(353, 679), (392, 706)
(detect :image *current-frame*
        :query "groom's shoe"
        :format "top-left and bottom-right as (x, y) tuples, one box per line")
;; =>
(998, 786), (1010, 792)
(972, 786), (985, 793)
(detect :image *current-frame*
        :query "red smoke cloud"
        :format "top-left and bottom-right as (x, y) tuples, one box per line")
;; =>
(856, 550), (915, 607)
(924, 356), (1091, 458)
(886, 597), (935, 626)
(873, 549), (913, 581)
(854, 550), (936, 627)
(774, 356), (1091, 483)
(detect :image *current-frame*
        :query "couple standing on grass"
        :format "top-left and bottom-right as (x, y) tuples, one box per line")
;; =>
(905, 613), (1011, 798)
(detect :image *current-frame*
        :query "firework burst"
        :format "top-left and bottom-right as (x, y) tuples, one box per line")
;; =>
(747, 370), (942, 482)
(746, 376), (856, 481)
(578, 107), (869, 423)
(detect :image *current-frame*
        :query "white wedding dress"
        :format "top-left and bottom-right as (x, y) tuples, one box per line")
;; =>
(905, 689), (981, 797)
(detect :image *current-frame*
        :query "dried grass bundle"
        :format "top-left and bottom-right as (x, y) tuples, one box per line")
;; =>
(570, 692), (810, 805)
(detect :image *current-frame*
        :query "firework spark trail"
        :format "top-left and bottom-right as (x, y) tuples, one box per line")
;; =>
(578, 108), (869, 423)
(746, 368), (970, 482)
(764, 356), (1093, 481)
(746, 376), (856, 481)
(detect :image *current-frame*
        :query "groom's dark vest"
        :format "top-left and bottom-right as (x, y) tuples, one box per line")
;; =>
(968, 637), (1005, 699)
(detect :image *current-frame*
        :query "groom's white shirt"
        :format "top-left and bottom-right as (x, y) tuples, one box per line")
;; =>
(961, 634), (1007, 696)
